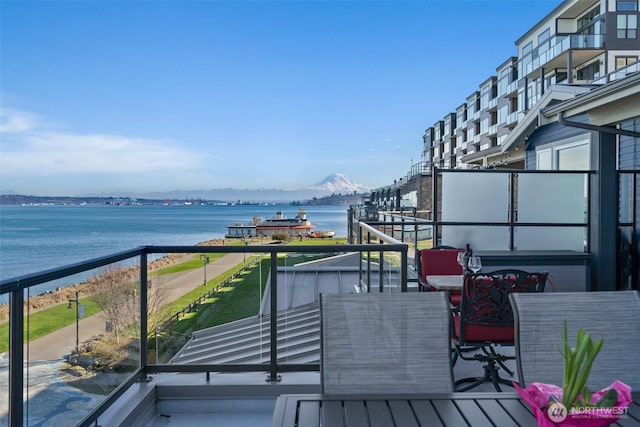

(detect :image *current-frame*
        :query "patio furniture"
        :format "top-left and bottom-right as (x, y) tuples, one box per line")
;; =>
(452, 270), (548, 392)
(272, 392), (553, 426)
(320, 292), (454, 394)
(510, 290), (640, 390)
(426, 274), (464, 291)
(416, 247), (465, 292)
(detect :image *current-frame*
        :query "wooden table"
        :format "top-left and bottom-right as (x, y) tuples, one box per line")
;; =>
(426, 274), (463, 291)
(272, 392), (640, 427)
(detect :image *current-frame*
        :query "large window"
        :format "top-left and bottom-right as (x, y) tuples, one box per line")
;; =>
(498, 105), (508, 125)
(576, 61), (600, 80)
(616, 56), (639, 69)
(538, 29), (551, 54)
(577, 6), (601, 34)
(617, 14), (638, 39)
(617, 1), (638, 11)
(480, 84), (491, 110)
(536, 138), (590, 171)
(498, 68), (510, 96)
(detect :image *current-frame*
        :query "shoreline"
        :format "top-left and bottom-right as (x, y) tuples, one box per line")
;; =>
(0, 238), (227, 322)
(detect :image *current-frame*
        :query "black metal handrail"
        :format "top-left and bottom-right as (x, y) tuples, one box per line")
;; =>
(2, 241), (408, 427)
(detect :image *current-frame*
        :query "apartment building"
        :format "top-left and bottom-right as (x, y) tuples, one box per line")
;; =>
(423, 0), (640, 170)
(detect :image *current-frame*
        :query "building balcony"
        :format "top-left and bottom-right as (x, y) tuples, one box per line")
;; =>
(519, 34), (605, 79)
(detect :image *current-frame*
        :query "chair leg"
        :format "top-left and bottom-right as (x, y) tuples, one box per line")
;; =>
(484, 346), (514, 377)
(455, 360), (517, 392)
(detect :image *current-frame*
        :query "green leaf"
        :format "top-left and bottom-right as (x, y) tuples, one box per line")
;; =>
(595, 389), (618, 408)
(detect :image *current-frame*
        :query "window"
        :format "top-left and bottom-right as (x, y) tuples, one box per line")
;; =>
(556, 71), (568, 83)
(616, 56), (639, 69)
(538, 29), (551, 54)
(577, 7), (600, 32)
(498, 105), (508, 125)
(498, 68), (510, 96)
(617, 1), (638, 11)
(536, 138), (590, 171)
(617, 14), (638, 39)
(480, 85), (491, 110)
(480, 118), (489, 134)
(537, 150), (552, 170)
(576, 61), (600, 80)
(558, 143), (589, 170)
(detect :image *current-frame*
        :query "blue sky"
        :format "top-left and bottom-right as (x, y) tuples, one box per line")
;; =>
(1, 0), (560, 196)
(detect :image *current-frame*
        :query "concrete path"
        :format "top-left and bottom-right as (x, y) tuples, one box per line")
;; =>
(25, 253), (248, 361)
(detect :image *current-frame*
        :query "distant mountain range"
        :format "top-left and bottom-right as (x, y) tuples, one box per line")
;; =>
(135, 173), (369, 202)
(1, 173), (371, 205)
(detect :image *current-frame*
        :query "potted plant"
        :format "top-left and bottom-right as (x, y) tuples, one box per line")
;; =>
(514, 321), (632, 426)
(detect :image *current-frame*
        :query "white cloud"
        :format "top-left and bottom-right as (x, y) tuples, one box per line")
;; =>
(0, 108), (40, 132)
(0, 108), (203, 176)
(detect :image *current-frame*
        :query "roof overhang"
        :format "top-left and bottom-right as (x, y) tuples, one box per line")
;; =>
(462, 85), (591, 165)
(542, 73), (640, 125)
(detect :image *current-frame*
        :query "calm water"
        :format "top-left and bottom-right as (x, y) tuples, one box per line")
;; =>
(0, 204), (349, 284)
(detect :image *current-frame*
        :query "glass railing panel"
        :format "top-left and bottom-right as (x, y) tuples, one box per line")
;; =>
(442, 172), (510, 222)
(0, 301), (8, 425)
(517, 173), (587, 223)
(440, 225), (510, 250)
(514, 226), (587, 251)
(619, 172), (635, 224)
(618, 226), (634, 291)
(157, 248), (268, 365)
(16, 262), (141, 426)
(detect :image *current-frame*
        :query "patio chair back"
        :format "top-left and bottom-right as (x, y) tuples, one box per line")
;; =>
(417, 247), (464, 291)
(455, 270), (548, 345)
(510, 291), (640, 390)
(320, 292), (454, 394)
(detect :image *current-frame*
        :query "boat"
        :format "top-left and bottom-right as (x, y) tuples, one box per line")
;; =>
(226, 210), (315, 238)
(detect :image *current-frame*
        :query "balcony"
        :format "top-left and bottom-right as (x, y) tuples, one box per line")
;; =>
(519, 34), (605, 79)
(2, 169), (638, 426)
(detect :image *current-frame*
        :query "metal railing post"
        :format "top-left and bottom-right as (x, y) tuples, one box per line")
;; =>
(401, 247), (408, 292)
(9, 287), (23, 427)
(367, 232), (372, 293)
(379, 245), (384, 293)
(267, 251), (280, 382)
(140, 252), (149, 376)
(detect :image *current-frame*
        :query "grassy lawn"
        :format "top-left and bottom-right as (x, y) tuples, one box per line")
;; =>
(162, 251), (331, 337)
(163, 256), (264, 334)
(0, 298), (101, 353)
(152, 253), (225, 275)
(1, 240), (349, 355)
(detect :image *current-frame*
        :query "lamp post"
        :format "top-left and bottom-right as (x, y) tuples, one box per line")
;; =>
(200, 254), (210, 285)
(67, 289), (80, 355)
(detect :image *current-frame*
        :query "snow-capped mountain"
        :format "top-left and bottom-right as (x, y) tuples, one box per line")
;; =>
(305, 173), (369, 194)
(128, 173), (369, 202)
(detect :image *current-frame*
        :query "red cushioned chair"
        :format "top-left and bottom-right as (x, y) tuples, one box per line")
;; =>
(416, 246), (465, 311)
(452, 269), (547, 392)
(416, 246), (465, 293)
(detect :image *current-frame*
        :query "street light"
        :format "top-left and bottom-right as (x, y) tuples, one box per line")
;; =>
(200, 254), (210, 285)
(67, 288), (80, 355)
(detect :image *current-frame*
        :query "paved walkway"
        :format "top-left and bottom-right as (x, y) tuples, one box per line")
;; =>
(25, 253), (248, 361)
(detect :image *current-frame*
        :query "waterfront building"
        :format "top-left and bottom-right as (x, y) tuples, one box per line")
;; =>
(371, 0), (640, 295)
(418, 0), (639, 172)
